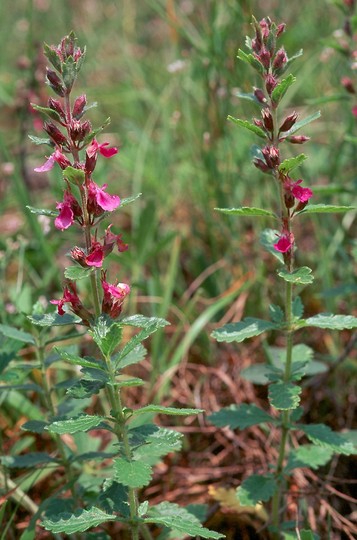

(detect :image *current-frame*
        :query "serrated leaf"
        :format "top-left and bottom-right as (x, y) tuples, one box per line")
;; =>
(28, 134), (52, 146)
(271, 74), (296, 105)
(212, 318), (278, 343)
(54, 348), (105, 371)
(26, 205), (58, 217)
(120, 193), (142, 207)
(114, 458), (152, 488)
(237, 49), (264, 74)
(98, 480), (130, 517)
(64, 266), (93, 280)
(237, 474), (277, 505)
(46, 414), (105, 435)
(284, 111), (321, 136)
(292, 296), (304, 319)
(62, 166), (85, 186)
(28, 312), (82, 326)
(269, 382), (302, 410)
(285, 444), (334, 472)
(297, 204), (356, 215)
(304, 313), (357, 330)
(260, 229), (284, 263)
(42, 507), (116, 534)
(133, 428), (183, 464)
(0, 452), (57, 468)
(89, 316), (122, 356)
(119, 319), (168, 359)
(114, 343), (147, 371)
(240, 364), (273, 385)
(215, 207), (276, 218)
(278, 154), (307, 174)
(0, 324), (35, 345)
(133, 405), (203, 417)
(277, 266), (314, 285)
(146, 502), (224, 539)
(66, 379), (104, 398)
(121, 315), (169, 329)
(227, 116), (267, 139)
(208, 404), (273, 429)
(298, 424), (356, 455)
(31, 103), (61, 122)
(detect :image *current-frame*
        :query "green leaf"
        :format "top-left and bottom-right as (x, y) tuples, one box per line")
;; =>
(114, 343), (147, 371)
(66, 379), (104, 398)
(62, 57), (77, 90)
(285, 444), (334, 472)
(132, 405), (203, 417)
(28, 312), (82, 326)
(46, 414), (105, 435)
(0, 324), (35, 345)
(31, 103), (61, 122)
(118, 318), (169, 359)
(26, 205), (58, 218)
(133, 428), (183, 464)
(42, 507), (116, 534)
(269, 304), (285, 324)
(237, 474), (277, 505)
(146, 502), (224, 539)
(98, 480), (130, 517)
(114, 458), (153, 488)
(215, 207), (276, 218)
(304, 313), (357, 330)
(297, 204), (356, 215)
(115, 376), (144, 388)
(271, 74), (296, 105)
(235, 91), (261, 105)
(0, 452), (57, 468)
(278, 154), (307, 174)
(260, 229), (284, 263)
(298, 424), (356, 455)
(237, 49), (264, 74)
(21, 420), (49, 433)
(62, 166), (85, 186)
(227, 116), (267, 139)
(43, 42), (62, 71)
(292, 296), (304, 319)
(284, 111), (321, 136)
(208, 404), (273, 429)
(121, 315), (169, 329)
(28, 134), (51, 146)
(54, 348), (105, 371)
(120, 193), (142, 208)
(240, 364), (272, 385)
(269, 383), (302, 410)
(277, 266), (314, 285)
(64, 266), (93, 280)
(89, 316), (123, 356)
(212, 318), (278, 343)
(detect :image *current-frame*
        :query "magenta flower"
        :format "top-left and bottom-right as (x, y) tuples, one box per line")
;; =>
(87, 180), (120, 214)
(34, 148), (71, 172)
(54, 190), (82, 230)
(86, 139), (118, 159)
(50, 283), (81, 316)
(103, 225), (129, 255)
(101, 276), (130, 319)
(274, 232), (294, 253)
(285, 179), (313, 204)
(85, 242), (104, 267)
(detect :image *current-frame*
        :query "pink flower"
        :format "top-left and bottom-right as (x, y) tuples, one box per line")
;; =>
(285, 179), (313, 204)
(103, 225), (129, 255)
(34, 148), (70, 172)
(86, 139), (118, 159)
(274, 232), (294, 253)
(54, 190), (82, 230)
(87, 180), (120, 214)
(85, 242), (104, 267)
(101, 276), (130, 319)
(50, 283), (81, 316)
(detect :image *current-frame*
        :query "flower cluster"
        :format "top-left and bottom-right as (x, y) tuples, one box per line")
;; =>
(33, 33), (130, 323)
(240, 17), (315, 262)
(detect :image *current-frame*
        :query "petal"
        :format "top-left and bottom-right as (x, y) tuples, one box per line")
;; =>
(34, 153), (55, 172)
(86, 246), (104, 267)
(292, 185), (313, 203)
(273, 235), (293, 253)
(96, 187), (121, 211)
(54, 204), (74, 230)
(98, 142), (118, 158)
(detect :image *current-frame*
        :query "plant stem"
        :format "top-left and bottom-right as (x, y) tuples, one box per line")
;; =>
(103, 354), (150, 540)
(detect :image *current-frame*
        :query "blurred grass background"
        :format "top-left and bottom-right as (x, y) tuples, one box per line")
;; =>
(0, 0), (356, 374)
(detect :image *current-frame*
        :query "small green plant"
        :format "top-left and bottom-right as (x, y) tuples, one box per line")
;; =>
(0, 33), (222, 540)
(208, 16), (357, 539)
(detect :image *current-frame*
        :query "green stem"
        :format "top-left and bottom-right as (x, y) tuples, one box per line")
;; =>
(103, 354), (148, 540)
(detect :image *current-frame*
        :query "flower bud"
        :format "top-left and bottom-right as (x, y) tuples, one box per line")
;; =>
(258, 47), (271, 69)
(48, 98), (65, 121)
(279, 111), (298, 132)
(253, 158), (270, 173)
(254, 87), (267, 104)
(73, 94), (87, 119)
(276, 23), (286, 37)
(284, 192), (295, 209)
(261, 108), (274, 132)
(70, 246), (87, 266)
(341, 77), (355, 94)
(262, 145), (280, 169)
(46, 68), (65, 96)
(265, 74), (277, 95)
(288, 135), (310, 144)
(253, 118), (264, 128)
(44, 122), (68, 146)
(273, 47), (287, 71)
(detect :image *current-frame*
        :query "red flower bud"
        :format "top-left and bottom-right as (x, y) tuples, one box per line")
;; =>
(276, 23), (286, 37)
(279, 112), (298, 133)
(44, 122), (68, 146)
(265, 74), (277, 95)
(254, 87), (267, 104)
(288, 135), (310, 144)
(253, 158), (270, 173)
(261, 108), (274, 132)
(262, 145), (280, 169)
(48, 98), (65, 121)
(46, 68), (65, 96)
(273, 48), (287, 71)
(73, 94), (87, 119)
(258, 47), (271, 69)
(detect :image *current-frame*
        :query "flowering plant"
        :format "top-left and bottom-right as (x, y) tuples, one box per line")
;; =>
(0, 32), (222, 540)
(208, 17), (357, 538)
